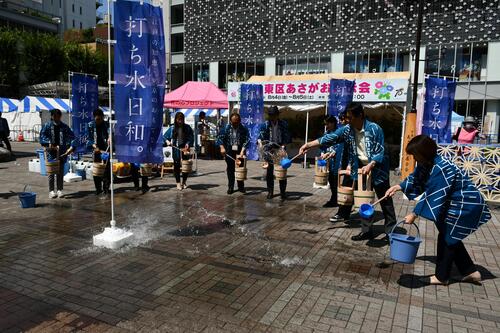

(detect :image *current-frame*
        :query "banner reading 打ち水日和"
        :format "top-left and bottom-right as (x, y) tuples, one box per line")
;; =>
(328, 79), (355, 117)
(239, 84), (264, 161)
(422, 77), (457, 144)
(114, 0), (166, 164)
(71, 73), (98, 154)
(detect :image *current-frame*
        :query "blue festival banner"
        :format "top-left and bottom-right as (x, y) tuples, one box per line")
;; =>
(71, 73), (98, 154)
(328, 79), (355, 117)
(114, 0), (166, 163)
(422, 77), (457, 143)
(240, 84), (264, 161)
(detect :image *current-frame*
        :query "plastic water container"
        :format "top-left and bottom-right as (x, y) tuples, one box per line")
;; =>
(359, 203), (374, 219)
(389, 221), (422, 264)
(37, 149), (46, 175)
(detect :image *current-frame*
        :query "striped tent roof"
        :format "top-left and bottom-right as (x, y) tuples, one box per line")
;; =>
(17, 96), (70, 113)
(0, 98), (20, 113)
(175, 108), (229, 117)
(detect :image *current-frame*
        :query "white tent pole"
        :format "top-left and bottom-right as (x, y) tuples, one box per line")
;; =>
(304, 111), (309, 168)
(68, 71), (74, 174)
(398, 105), (407, 173)
(107, 0), (116, 228)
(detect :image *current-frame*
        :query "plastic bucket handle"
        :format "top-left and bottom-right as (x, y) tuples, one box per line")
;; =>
(390, 220), (421, 240)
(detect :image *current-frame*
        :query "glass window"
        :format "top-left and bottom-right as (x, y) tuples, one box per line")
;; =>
(456, 43), (472, 82)
(171, 64), (184, 90)
(236, 60), (245, 81)
(79, 22), (82, 29)
(471, 42), (488, 81)
(319, 54), (331, 73)
(171, 33), (184, 53)
(297, 55), (308, 75)
(256, 60), (264, 75)
(184, 63), (193, 82)
(246, 59), (256, 79)
(201, 63), (209, 82)
(344, 51), (356, 73)
(276, 56), (286, 76)
(396, 47), (410, 72)
(439, 44), (456, 78)
(72, 4), (74, 12)
(425, 45), (440, 76)
(171, 4), (184, 25)
(218, 61), (227, 89)
(80, 6), (82, 15)
(369, 49), (382, 73)
(382, 48), (396, 72)
(285, 55), (297, 75)
(308, 54), (319, 74)
(356, 50), (369, 73)
(227, 60), (236, 84)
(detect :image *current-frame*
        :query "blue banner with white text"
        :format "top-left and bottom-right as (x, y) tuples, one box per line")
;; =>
(114, 0), (166, 163)
(422, 77), (456, 144)
(328, 79), (355, 117)
(71, 73), (98, 154)
(240, 84), (264, 161)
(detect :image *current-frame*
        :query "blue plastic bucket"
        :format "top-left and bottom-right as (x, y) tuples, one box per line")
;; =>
(18, 192), (36, 208)
(317, 159), (327, 167)
(359, 203), (374, 219)
(280, 158), (292, 169)
(389, 221), (421, 264)
(101, 152), (110, 161)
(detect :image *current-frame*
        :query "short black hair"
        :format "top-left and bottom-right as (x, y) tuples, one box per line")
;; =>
(50, 109), (62, 117)
(347, 104), (364, 118)
(93, 108), (104, 117)
(199, 111), (206, 118)
(324, 115), (338, 127)
(406, 135), (437, 165)
(230, 112), (241, 121)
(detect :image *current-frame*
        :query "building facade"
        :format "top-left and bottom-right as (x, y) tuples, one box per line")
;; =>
(0, 0), (96, 35)
(164, 0), (500, 140)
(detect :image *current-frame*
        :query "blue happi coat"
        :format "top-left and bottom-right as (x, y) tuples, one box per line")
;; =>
(163, 124), (194, 161)
(318, 119), (389, 185)
(86, 120), (109, 151)
(216, 124), (250, 151)
(40, 121), (75, 160)
(258, 120), (292, 146)
(320, 128), (344, 176)
(400, 155), (491, 245)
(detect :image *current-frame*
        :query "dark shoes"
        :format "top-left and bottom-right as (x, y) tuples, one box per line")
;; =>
(280, 193), (287, 200)
(238, 187), (246, 194)
(142, 185), (150, 194)
(267, 191), (273, 200)
(418, 275), (449, 286)
(227, 188), (234, 195)
(329, 214), (348, 223)
(323, 201), (338, 208)
(351, 231), (374, 241)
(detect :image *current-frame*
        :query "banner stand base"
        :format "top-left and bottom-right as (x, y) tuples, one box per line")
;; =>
(93, 225), (134, 250)
(64, 172), (82, 183)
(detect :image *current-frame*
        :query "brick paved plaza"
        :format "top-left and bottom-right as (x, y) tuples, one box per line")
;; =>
(1, 143), (499, 333)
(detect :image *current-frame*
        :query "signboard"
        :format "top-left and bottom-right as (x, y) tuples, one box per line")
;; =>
(71, 73), (98, 154)
(422, 77), (456, 144)
(228, 78), (408, 103)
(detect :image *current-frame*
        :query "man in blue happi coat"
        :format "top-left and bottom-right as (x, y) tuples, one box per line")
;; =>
(300, 104), (396, 241)
(86, 109), (110, 196)
(40, 109), (75, 199)
(258, 106), (292, 200)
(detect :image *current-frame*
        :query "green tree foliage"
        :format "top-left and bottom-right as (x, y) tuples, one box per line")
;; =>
(0, 29), (21, 96)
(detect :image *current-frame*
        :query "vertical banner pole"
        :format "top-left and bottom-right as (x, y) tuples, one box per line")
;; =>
(107, 0), (116, 228)
(68, 71), (74, 174)
(304, 111), (309, 168)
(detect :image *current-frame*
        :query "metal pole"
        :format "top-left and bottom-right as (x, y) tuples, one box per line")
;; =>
(411, 0), (425, 113)
(304, 111), (309, 168)
(107, 0), (116, 228)
(68, 71), (74, 174)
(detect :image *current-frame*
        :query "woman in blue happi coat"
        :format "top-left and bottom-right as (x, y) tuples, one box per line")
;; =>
(163, 112), (194, 190)
(40, 109), (75, 199)
(216, 113), (250, 194)
(386, 135), (491, 286)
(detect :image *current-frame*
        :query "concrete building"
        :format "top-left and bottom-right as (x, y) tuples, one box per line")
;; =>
(162, 0), (500, 141)
(0, 0), (97, 35)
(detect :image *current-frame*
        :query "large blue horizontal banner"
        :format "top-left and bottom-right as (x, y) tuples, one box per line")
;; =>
(71, 73), (98, 153)
(422, 77), (456, 144)
(114, 0), (166, 163)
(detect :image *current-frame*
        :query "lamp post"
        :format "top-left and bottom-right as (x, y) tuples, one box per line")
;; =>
(411, 0), (425, 113)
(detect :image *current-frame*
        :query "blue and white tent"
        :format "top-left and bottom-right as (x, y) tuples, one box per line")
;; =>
(0, 98), (20, 113)
(175, 108), (229, 118)
(17, 96), (70, 113)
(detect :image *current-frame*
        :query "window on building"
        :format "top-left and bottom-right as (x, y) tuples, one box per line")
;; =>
(79, 22), (82, 29)
(72, 20), (75, 28)
(218, 61), (227, 89)
(296, 55), (308, 75)
(256, 59), (265, 75)
(356, 51), (368, 73)
(72, 4), (75, 12)
(425, 45), (440, 76)
(184, 63), (193, 82)
(319, 54), (331, 73)
(344, 51), (356, 73)
(59, 0), (61, 8)
(171, 64), (184, 90)
(246, 60), (256, 78)
(308, 54), (319, 74)
(171, 33), (184, 53)
(284, 55), (297, 75)
(195, 63), (209, 82)
(80, 7), (82, 15)
(456, 43), (472, 82)
(236, 60), (246, 81)
(471, 42), (488, 81)
(369, 49), (382, 73)
(227, 60), (236, 84)
(276, 56), (286, 76)
(171, 4), (184, 25)
(396, 47), (410, 72)
(439, 44), (456, 78)
(382, 48), (396, 72)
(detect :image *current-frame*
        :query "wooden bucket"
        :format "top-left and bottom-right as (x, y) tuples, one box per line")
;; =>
(353, 171), (375, 209)
(314, 158), (329, 186)
(337, 170), (354, 205)
(140, 164), (153, 177)
(93, 162), (106, 177)
(235, 157), (247, 181)
(114, 162), (131, 178)
(181, 159), (193, 173)
(275, 165), (287, 180)
(44, 149), (60, 175)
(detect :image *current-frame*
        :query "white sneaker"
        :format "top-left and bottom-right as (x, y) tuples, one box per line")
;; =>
(57, 190), (64, 198)
(49, 191), (57, 199)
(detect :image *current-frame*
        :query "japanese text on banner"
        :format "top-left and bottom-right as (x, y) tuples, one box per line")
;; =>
(71, 73), (98, 154)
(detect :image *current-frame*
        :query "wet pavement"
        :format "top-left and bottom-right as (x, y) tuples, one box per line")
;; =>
(1, 142), (500, 333)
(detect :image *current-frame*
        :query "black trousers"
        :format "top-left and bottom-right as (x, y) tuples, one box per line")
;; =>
(130, 164), (149, 189)
(328, 172), (338, 204)
(93, 152), (110, 194)
(266, 163), (286, 194)
(435, 231), (476, 282)
(48, 157), (66, 192)
(0, 135), (11, 152)
(338, 175), (397, 234)
(173, 155), (189, 184)
(225, 150), (244, 190)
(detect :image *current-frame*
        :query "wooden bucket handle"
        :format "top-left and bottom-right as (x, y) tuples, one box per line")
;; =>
(338, 169), (354, 190)
(356, 170), (372, 191)
(44, 146), (60, 160)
